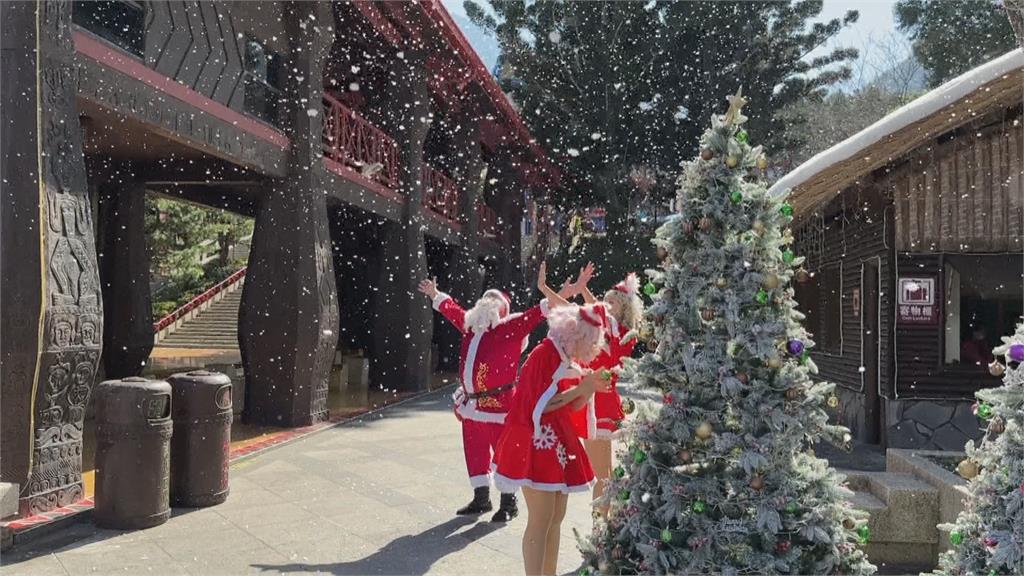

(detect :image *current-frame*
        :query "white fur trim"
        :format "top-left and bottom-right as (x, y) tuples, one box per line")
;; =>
(540, 298), (551, 317)
(432, 292), (452, 311)
(462, 331), (484, 394)
(586, 396), (598, 439)
(492, 468), (593, 494)
(469, 474), (491, 488)
(607, 314), (621, 339)
(456, 397), (507, 424)
(521, 336), (530, 353)
(532, 381), (560, 438)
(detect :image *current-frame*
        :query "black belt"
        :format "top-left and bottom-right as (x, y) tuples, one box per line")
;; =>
(466, 383), (515, 399)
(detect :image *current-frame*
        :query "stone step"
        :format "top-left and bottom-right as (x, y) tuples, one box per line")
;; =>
(845, 471), (938, 545)
(0, 482), (18, 520)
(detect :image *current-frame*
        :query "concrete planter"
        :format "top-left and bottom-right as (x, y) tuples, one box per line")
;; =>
(886, 448), (967, 555)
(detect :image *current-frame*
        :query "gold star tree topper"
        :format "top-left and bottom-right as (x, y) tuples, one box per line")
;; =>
(722, 87), (748, 126)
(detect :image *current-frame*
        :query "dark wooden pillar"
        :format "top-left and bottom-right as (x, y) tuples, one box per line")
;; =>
(369, 52), (434, 392)
(0, 0), (104, 516)
(97, 178), (152, 378)
(239, 1), (339, 427)
(435, 115), (487, 370)
(494, 163), (527, 300)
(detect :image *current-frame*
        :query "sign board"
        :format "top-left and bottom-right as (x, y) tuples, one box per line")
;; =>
(897, 277), (939, 325)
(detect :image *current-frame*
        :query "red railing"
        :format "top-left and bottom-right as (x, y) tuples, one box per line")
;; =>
(153, 267), (247, 333)
(478, 204), (500, 240)
(422, 164), (461, 221)
(322, 93), (399, 189)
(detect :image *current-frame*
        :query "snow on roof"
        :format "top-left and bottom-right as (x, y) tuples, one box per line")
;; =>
(770, 48), (1024, 201)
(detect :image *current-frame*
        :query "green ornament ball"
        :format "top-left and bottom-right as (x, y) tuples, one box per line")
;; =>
(780, 203), (794, 217)
(643, 282), (657, 296)
(736, 129), (749, 144)
(977, 403), (993, 420)
(661, 528), (673, 543)
(578, 568), (592, 576)
(857, 525), (870, 545)
(950, 530), (963, 545)
(613, 465), (626, 479)
(782, 250), (796, 264)
(730, 190), (743, 204)
(692, 500), (706, 514)
(619, 489), (631, 501)
(800, 350), (810, 365)
(755, 289), (769, 305)
(784, 502), (797, 515)
(632, 448), (647, 464)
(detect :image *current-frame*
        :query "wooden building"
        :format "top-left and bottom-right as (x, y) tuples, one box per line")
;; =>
(0, 0), (557, 518)
(771, 49), (1024, 450)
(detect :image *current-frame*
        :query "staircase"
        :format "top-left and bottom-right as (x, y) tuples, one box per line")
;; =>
(156, 289), (242, 349)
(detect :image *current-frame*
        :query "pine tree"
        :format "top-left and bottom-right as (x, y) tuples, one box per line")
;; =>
(933, 325), (1024, 576)
(579, 92), (875, 576)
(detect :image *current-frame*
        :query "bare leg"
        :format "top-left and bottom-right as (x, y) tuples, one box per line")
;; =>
(542, 492), (569, 576)
(584, 438), (613, 517)
(522, 487), (556, 576)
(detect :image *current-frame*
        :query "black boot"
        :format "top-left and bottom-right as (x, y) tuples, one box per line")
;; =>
(456, 487), (493, 515)
(490, 493), (518, 522)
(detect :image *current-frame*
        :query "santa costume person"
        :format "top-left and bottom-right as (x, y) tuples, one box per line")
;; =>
(417, 264), (589, 522)
(491, 272), (610, 576)
(579, 270), (643, 517)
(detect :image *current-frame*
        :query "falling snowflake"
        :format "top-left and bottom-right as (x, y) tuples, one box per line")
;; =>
(590, 132), (602, 141)
(567, 148), (580, 157)
(556, 443), (568, 468)
(548, 30), (562, 44)
(533, 424), (557, 450)
(349, 82), (360, 92)
(674, 106), (689, 121)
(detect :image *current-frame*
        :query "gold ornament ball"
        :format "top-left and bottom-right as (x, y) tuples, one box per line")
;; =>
(957, 459), (980, 480)
(701, 308), (716, 322)
(736, 372), (749, 385)
(796, 268), (811, 284)
(763, 273), (780, 290)
(749, 475), (765, 491)
(785, 387), (802, 401)
(752, 220), (766, 234)
(699, 217), (713, 232)
(990, 418), (1006, 435)
(695, 422), (714, 440)
(827, 394), (840, 409)
(843, 518), (856, 530)
(989, 361), (1006, 377)
(767, 357), (783, 370)
(700, 148), (714, 161)
(726, 155), (739, 168)
(756, 155), (769, 170)
(716, 277), (728, 289)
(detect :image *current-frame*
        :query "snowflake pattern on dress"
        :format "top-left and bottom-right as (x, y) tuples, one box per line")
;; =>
(556, 442), (568, 468)
(533, 424), (557, 450)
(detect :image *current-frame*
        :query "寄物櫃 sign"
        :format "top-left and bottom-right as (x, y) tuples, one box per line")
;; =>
(897, 276), (939, 325)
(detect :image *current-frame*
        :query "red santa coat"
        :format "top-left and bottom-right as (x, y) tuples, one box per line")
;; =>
(433, 292), (548, 423)
(572, 314), (637, 439)
(492, 337), (594, 493)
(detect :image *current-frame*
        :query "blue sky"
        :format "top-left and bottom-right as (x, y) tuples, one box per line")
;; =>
(442, 0), (905, 80)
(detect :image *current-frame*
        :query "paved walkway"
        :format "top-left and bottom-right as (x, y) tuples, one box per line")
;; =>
(3, 390), (592, 575)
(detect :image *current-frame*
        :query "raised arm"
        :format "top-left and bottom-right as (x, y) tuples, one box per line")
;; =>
(419, 277), (467, 332)
(544, 371), (611, 413)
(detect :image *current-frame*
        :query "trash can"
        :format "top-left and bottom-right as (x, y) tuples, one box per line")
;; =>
(168, 370), (232, 507)
(94, 377), (172, 530)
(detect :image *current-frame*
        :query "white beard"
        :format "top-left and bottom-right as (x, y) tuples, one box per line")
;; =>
(464, 298), (504, 334)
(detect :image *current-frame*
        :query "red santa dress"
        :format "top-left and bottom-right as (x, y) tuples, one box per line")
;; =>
(433, 291), (548, 489)
(585, 314), (637, 439)
(491, 337), (594, 493)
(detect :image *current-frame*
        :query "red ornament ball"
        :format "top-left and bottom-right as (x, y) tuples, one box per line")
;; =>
(776, 540), (791, 553)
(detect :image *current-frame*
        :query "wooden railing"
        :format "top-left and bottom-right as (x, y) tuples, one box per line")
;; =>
(478, 204), (500, 241)
(422, 164), (461, 222)
(322, 93), (399, 189)
(153, 267), (247, 333)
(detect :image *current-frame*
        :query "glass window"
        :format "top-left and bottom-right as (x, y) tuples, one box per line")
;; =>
(944, 255), (1023, 367)
(73, 0), (145, 58)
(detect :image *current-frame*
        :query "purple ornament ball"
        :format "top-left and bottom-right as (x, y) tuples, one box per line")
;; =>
(786, 339), (804, 356)
(1009, 343), (1024, 363)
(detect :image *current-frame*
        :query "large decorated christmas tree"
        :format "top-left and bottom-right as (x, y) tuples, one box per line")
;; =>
(580, 92), (875, 575)
(933, 325), (1024, 576)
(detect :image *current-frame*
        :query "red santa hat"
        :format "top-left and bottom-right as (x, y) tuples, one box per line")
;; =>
(613, 272), (640, 295)
(482, 289), (512, 317)
(578, 303), (607, 329)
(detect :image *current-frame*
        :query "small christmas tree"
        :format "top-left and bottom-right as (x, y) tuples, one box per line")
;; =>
(933, 325), (1024, 576)
(580, 91), (875, 575)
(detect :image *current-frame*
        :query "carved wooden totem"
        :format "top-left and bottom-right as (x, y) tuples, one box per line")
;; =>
(0, 0), (103, 516)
